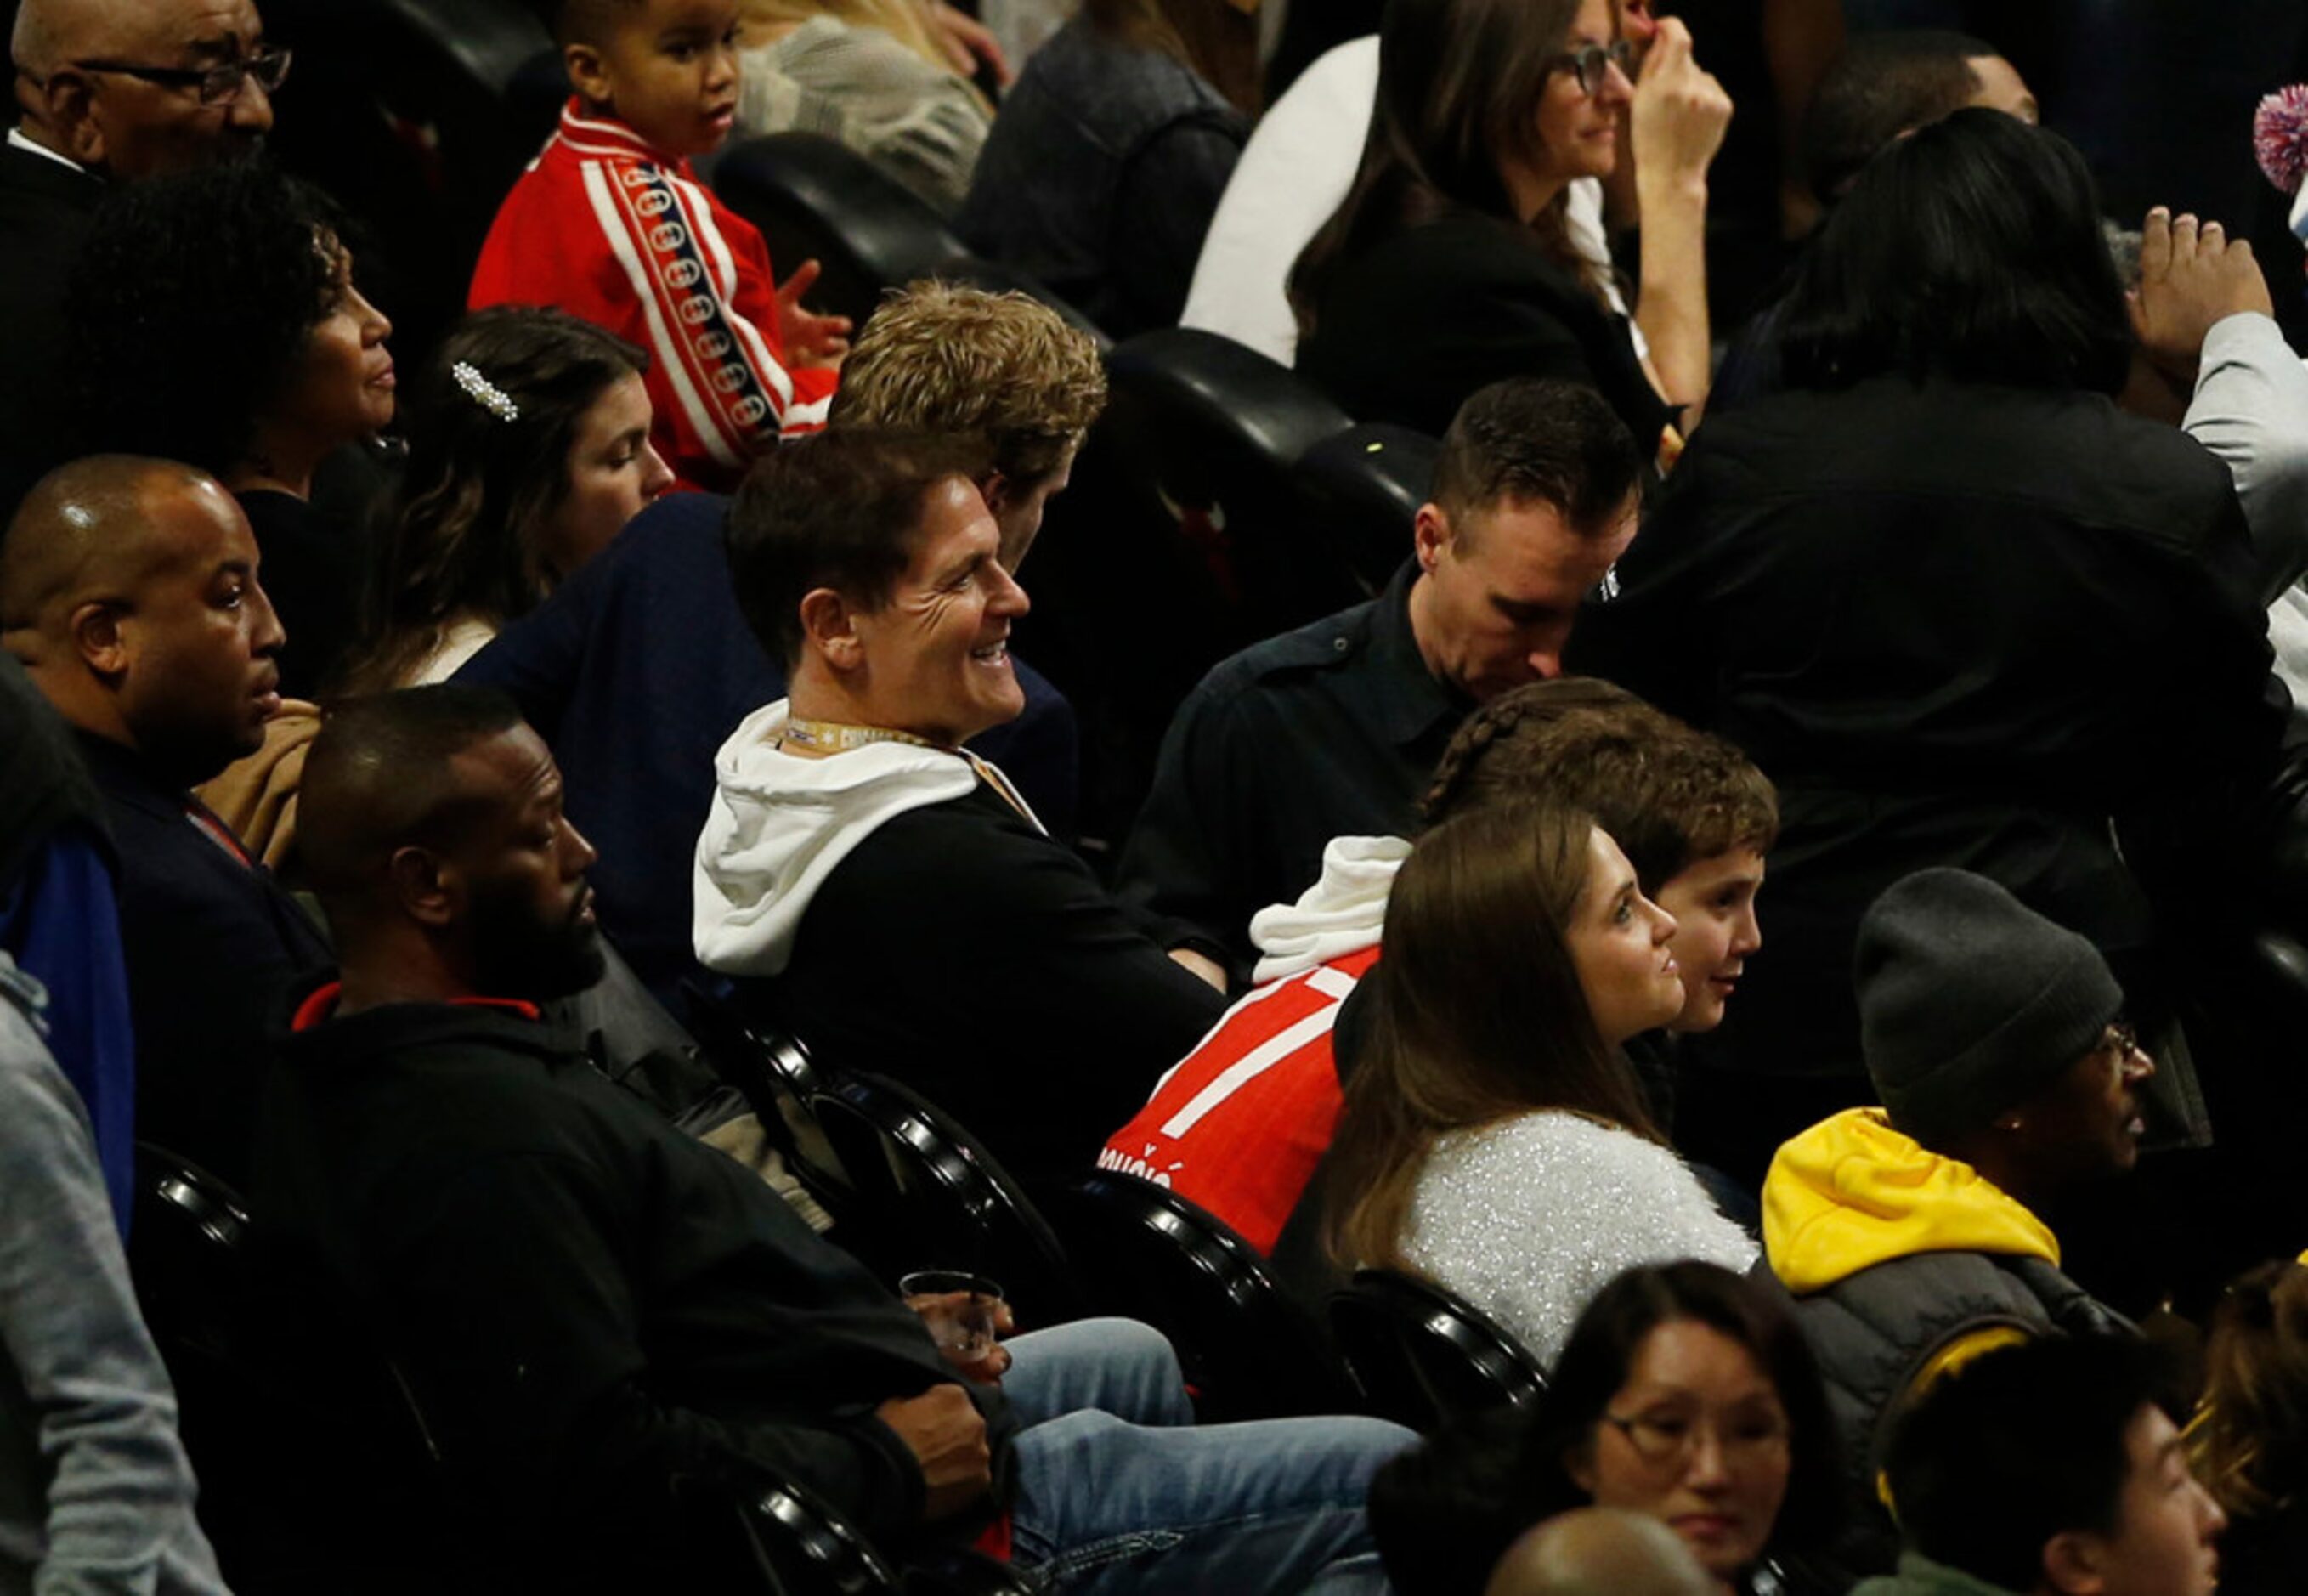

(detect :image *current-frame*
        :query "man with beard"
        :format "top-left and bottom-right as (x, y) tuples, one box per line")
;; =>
(3, 0), (284, 515)
(1, 454), (325, 1186)
(259, 683), (1409, 1592)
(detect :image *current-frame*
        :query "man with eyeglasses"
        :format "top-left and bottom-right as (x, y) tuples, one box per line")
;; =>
(1759, 868), (2146, 1576)
(2, 0), (285, 516)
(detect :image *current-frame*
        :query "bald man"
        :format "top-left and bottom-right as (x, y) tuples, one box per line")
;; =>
(1484, 1510), (1716, 1596)
(3, 0), (280, 512)
(3, 455), (326, 1185)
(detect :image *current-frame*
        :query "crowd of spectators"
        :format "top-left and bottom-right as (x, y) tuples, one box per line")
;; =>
(3, 0), (2306, 1591)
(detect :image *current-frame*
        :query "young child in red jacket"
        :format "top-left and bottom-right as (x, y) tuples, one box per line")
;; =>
(471, 0), (849, 492)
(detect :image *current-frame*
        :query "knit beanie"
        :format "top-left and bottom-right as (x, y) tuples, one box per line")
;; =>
(1854, 868), (2123, 1147)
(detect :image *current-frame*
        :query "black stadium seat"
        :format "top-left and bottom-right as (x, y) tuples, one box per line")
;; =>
(710, 133), (1104, 344)
(1327, 1267), (1547, 1435)
(1014, 327), (1364, 850)
(1291, 422), (1440, 597)
(712, 133), (970, 328)
(1048, 1171), (1362, 1423)
(810, 1072), (1081, 1322)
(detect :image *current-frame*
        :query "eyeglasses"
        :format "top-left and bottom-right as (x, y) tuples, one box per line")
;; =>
(1549, 39), (1637, 97)
(70, 46), (291, 107)
(1604, 1408), (1791, 1470)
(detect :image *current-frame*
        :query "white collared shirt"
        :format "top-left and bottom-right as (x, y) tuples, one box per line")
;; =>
(8, 125), (88, 175)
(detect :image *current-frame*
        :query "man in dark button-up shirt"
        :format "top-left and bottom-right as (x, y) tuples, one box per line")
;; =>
(1118, 378), (1646, 965)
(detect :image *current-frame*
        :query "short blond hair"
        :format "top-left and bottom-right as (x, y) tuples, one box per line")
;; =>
(833, 280), (1107, 486)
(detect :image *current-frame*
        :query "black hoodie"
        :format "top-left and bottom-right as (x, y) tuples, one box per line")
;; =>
(256, 989), (1015, 1582)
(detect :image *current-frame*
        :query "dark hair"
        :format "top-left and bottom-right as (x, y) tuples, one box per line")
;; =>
(67, 160), (356, 478)
(346, 308), (649, 694)
(1423, 678), (1779, 891)
(538, 0), (642, 47)
(1082, 0), (1261, 116)
(1324, 802), (1661, 1271)
(299, 685), (529, 903)
(2192, 1259), (2308, 1520)
(1372, 1262), (1842, 1593)
(1429, 379), (1643, 536)
(725, 429), (993, 668)
(1800, 31), (2002, 205)
(1289, 0), (1598, 337)
(1885, 1335), (2178, 1590)
(1779, 109), (2133, 395)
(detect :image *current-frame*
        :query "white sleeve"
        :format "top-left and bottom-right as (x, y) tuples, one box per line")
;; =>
(1401, 1114), (1756, 1369)
(2185, 311), (2308, 603)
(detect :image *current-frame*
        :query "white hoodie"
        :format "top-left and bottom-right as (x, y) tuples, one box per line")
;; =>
(693, 700), (982, 977)
(1247, 835), (1411, 985)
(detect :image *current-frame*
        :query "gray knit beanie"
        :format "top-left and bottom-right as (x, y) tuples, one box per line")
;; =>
(1854, 868), (2124, 1146)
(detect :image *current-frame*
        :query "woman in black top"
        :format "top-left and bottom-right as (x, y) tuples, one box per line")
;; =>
(1570, 110), (2284, 1186)
(70, 162), (396, 699)
(1290, 0), (1727, 457)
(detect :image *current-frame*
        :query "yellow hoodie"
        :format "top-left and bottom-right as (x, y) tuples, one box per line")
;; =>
(1763, 1107), (2062, 1296)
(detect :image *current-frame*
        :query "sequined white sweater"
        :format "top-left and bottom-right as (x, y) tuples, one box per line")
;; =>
(1400, 1112), (1758, 1370)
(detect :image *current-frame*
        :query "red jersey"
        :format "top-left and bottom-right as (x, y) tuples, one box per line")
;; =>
(470, 100), (839, 492)
(1099, 944), (1381, 1254)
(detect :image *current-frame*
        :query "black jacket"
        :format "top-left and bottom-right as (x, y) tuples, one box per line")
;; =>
(1572, 376), (2283, 1096)
(77, 730), (332, 1186)
(748, 780), (1227, 1185)
(235, 488), (373, 700)
(1117, 560), (1468, 965)
(0, 137), (99, 519)
(256, 991), (1013, 1585)
(1297, 209), (1673, 455)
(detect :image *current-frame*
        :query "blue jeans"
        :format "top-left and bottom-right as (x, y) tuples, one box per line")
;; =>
(1001, 1318), (1414, 1593)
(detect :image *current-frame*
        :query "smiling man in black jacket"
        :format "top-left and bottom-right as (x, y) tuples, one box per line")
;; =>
(261, 684), (1406, 1592)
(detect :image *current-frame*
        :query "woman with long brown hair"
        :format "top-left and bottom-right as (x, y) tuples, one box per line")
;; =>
(957, 0), (1257, 337)
(1290, 0), (1727, 456)
(1323, 801), (1754, 1367)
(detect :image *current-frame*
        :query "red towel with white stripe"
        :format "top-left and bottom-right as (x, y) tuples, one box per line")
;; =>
(471, 99), (839, 492)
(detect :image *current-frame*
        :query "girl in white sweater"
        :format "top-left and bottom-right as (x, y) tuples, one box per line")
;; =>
(1323, 801), (1755, 1367)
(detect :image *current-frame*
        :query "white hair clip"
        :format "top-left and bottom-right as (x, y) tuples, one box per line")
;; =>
(452, 361), (519, 422)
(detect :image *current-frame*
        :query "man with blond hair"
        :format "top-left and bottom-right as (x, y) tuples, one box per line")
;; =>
(458, 280), (1106, 1000)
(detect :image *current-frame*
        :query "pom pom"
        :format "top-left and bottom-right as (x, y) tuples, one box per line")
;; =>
(2255, 84), (2308, 194)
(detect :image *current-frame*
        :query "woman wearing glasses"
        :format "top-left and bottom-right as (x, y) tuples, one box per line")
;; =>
(1371, 1260), (1842, 1596)
(1290, 0), (1728, 461)
(1316, 802), (1756, 1371)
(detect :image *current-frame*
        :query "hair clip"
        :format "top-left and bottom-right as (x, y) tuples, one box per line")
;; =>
(452, 361), (519, 422)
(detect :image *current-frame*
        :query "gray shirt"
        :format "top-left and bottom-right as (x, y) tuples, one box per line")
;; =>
(737, 19), (991, 216)
(0, 955), (228, 1595)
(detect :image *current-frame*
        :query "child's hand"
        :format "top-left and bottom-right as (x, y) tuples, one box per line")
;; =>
(775, 259), (853, 371)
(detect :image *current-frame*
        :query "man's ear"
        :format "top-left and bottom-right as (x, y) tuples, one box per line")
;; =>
(387, 845), (461, 930)
(563, 41), (614, 109)
(798, 586), (864, 672)
(2040, 1529), (2108, 1594)
(1412, 502), (1451, 573)
(67, 600), (129, 682)
(33, 71), (107, 168)
(978, 470), (1014, 519)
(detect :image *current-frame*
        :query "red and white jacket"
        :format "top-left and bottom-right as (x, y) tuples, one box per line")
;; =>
(470, 100), (838, 492)
(1099, 836), (1408, 1254)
